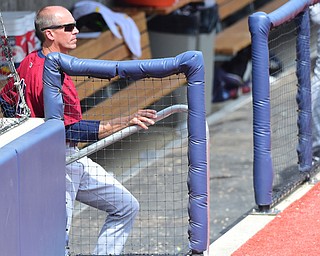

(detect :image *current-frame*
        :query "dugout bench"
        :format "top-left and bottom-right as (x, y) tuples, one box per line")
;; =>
(215, 0), (288, 58)
(69, 11), (187, 121)
(110, 0), (288, 110)
(114, 0), (293, 61)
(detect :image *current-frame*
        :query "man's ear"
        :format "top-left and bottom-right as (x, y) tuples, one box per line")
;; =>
(44, 30), (55, 41)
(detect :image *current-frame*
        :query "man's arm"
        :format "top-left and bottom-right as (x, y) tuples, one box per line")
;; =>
(65, 120), (100, 143)
(66, 109), (157, 143)
(98, 109), (157, 140)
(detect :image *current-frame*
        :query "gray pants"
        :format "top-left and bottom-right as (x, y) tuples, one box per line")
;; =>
(312, 27), (320, 153)
(311, 4), (320, 153)
(65, 145), (139, 255)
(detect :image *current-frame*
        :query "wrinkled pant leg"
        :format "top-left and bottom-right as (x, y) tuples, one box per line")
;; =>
(312, 79), (320, 152)
(311, 27), (320, 152)
(65, 146), (84, 249)
(75, 155), (139, 255)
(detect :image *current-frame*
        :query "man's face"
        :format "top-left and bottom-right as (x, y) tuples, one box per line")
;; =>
(46, 8), (79, 53)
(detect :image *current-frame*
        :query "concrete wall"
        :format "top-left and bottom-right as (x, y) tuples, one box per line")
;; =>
(0, 119), (66, 256)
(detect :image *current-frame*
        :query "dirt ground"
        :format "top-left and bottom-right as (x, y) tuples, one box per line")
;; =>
(208, 96), (256, 242)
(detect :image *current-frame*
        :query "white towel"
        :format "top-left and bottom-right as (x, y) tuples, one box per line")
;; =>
(310, 3), (320, 25)
(73, 1), (142, 58)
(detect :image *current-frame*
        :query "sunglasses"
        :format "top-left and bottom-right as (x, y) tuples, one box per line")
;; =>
(41, 23), (77, 32)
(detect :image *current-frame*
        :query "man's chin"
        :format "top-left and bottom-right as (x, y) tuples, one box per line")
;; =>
(70, 43), (77, 50)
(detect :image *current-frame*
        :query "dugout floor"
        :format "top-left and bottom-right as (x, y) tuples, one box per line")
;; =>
(207, 94), (255, 242)
(209, 170), (320, 256)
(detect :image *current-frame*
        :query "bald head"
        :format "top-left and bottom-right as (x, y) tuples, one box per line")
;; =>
(34, 5), (78, 54)
(35, 6), (75, 44)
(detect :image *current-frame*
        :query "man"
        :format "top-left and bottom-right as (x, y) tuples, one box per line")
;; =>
(0, 6), (157, 255)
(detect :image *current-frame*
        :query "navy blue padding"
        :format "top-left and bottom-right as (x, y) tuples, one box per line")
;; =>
(249, 0), (318, 206)
(0, 119), (65, 256)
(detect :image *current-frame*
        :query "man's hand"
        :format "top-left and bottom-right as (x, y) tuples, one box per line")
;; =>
(127, 109), (157, 130)
(98, 109), (158, 139)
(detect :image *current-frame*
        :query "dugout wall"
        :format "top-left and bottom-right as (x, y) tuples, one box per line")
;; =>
(0, 119), (65, 256)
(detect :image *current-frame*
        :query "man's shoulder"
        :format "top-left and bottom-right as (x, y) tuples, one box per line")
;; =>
(18, 50), (44, 71)
(25, 50), (44, 62)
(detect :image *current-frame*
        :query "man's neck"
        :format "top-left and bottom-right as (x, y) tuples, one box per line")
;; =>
(42, 45), (55, 56)
(42, 46), (67, 56)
